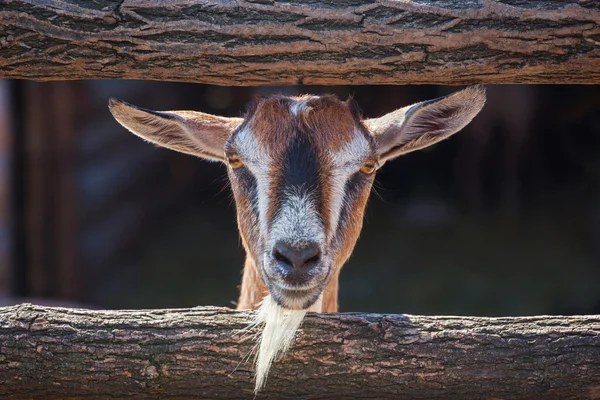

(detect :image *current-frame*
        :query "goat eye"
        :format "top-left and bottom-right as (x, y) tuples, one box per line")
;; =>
(228, 156), (243, 169)
(359, 162), (377, 175)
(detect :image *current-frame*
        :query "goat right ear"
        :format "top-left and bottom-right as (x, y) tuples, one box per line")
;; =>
(108, 99), (243, 162)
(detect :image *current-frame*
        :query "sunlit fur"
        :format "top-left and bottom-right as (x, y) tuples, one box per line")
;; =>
(108, 86), (486, 393)
(251, 294), (323, 393)
(252, 296), (303, 393)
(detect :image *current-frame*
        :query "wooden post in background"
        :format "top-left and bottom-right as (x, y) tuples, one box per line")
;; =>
(0, 81), (12, 297)
(22, 82), (80, 301)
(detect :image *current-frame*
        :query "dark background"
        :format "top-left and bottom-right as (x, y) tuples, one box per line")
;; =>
(0, 81), (598, 316)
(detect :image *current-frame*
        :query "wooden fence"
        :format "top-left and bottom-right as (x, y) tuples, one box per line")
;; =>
(0, 0), (599, 399)
(0, 0), (599, 85)
(1, 304), (599, 399)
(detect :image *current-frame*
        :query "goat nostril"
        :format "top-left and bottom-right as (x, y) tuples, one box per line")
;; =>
(272, 241), (321, 271)
(273, 247), (293, 267)
(302, 248), (320, 266)
(305, 254), (320, 265)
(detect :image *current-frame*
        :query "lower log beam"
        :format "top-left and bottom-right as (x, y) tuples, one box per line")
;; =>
(0, 304), (598, 399)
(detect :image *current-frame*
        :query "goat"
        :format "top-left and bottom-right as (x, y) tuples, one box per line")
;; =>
(108, 86), (486, 392)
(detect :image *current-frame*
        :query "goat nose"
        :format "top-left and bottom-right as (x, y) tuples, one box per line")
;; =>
(272, 241), (321, 271)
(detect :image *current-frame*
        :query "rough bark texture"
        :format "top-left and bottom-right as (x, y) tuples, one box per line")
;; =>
(0, 0), (599, 85)
(0, 304), (599, 399)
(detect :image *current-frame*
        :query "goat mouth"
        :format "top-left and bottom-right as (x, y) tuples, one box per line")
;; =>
(269, 284), (323, 310)
(261, 256), (328, 310)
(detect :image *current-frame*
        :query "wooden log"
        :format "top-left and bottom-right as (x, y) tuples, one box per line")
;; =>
(0, 303), (599, 399)
(0, 0), (599, 85)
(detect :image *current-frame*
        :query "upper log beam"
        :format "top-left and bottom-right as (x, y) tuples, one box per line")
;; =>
(0, 0), (599, 85)
(0, 303), (599, 399)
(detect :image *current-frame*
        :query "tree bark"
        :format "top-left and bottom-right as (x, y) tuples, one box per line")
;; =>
(0, 0), (599, 85)
(1, 304), (599, 399)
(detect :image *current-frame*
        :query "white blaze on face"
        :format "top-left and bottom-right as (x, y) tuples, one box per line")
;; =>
(233, 127), (273, 237)
(269, 188), (325, 253)
(328, 132), (371, 234)
(289, 99), (314, 117)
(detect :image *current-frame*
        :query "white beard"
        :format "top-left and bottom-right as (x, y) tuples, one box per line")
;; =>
(250, 295), (322, 393)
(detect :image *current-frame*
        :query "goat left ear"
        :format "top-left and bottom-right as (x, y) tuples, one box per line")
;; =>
(364, 85), (486, 164)
(108, 99), (243, 161)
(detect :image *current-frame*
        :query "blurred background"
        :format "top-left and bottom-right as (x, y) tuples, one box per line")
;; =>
(0, 80), (598, 316)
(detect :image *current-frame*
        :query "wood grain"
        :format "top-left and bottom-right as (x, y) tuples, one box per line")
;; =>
(0, 0), (599, 85)
(1, 303), (599, 399)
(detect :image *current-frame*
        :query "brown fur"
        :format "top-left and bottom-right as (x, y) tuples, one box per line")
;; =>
(234, 95), (374, 312)
(237, 258), (268, 310)
(247, 95), (358, 151)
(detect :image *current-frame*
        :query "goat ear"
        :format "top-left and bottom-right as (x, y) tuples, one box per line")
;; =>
(108, 99), (243, 162)
(364, 85), (486, 164)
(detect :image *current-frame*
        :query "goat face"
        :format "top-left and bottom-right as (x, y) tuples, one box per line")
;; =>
(225, 95), (377, 310)
(108, 86), (486, 312)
